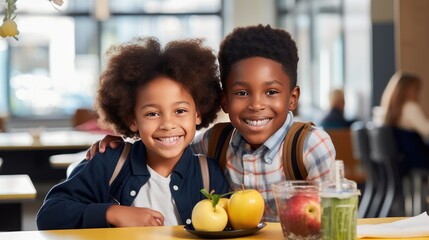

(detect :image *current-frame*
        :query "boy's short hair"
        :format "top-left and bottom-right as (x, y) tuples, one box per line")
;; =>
(218, 24), (299, 90)
(96, 37), (222, 137)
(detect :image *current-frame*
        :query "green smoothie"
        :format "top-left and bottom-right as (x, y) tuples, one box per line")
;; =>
(320, 160), (360, 240)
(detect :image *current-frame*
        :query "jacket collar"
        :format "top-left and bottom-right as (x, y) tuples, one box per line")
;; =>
(128, 141), (194, 179)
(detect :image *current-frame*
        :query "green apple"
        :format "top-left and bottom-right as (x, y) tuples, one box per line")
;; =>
(228, 189), (265, 230)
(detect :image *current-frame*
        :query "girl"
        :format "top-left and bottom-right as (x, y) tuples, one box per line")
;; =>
(36, 37), (229, 230)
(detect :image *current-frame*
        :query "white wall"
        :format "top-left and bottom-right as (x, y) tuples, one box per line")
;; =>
(223, 0), (276, 35)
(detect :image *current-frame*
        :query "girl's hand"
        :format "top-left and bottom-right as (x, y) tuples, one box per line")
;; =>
(106, 205), (165, 227)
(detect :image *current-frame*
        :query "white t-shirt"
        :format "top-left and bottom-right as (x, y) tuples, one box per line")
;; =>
(132, 166), (181, 226)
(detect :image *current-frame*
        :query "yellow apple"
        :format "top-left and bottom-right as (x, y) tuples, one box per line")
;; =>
(191, 199), (228, 231)
(191, 190), (229, 231)
(217, 197), (229, 212)
(228, 189), (264, 230)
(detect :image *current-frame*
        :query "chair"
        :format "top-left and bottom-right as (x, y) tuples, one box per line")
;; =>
(72, 108), (98, 128)
(0, 116), (6, 132)
(326, 128), (366, 185)
(366, 125), (406, 217)
(393, 128), (429, 215)
(350, 121), (374, 218)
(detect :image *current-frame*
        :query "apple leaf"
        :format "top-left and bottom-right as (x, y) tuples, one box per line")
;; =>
(200, 188), (232, 210)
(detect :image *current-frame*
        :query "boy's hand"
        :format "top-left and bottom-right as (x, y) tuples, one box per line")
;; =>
(106, 205), (165, 227)
(85, 135), (124, 160)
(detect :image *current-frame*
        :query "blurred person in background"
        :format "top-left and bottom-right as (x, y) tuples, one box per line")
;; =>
(380, 71), (429, 171)
(320, 89), (356, 129)
(381, 72), (429, 142)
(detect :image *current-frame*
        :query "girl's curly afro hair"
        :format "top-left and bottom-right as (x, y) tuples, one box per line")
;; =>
(96, 37), (222, 138)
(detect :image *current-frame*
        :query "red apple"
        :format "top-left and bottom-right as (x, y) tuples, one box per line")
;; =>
(279, 194), (321, 237)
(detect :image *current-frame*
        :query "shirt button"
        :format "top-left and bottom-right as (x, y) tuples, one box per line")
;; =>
(186, 219), (191, 225)
(173, 185), (179, 191)
(248, 173), (254, 178)
(130, 190), (136, 196)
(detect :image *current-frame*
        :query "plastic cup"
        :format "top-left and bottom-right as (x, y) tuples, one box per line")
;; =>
(319, 160), (360, 240)
(320, 179), (360, 240)
(272, 181), (321, 240)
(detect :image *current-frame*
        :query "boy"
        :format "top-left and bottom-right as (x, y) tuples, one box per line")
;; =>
(90, 25), (336, 221)
(36, 37), (229, 230)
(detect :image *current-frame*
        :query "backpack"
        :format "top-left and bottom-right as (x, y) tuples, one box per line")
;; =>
(207, 121), (314, 180)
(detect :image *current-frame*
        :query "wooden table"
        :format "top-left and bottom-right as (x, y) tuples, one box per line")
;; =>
(0, 174), (37, 231)
(0, 130), (106, 151)
(0, 218), (426, 239)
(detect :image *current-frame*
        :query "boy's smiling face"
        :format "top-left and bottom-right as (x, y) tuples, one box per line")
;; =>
(221, 57), (299, 149)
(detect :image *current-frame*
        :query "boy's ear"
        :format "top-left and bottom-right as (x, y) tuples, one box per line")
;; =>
(220, 91), (229, 113)
(288, 86), (300, 111)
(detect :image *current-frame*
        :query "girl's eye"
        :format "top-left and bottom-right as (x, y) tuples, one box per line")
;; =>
(235, 90), (248, 96)
(145, 112), (159, 117)
(176, 109), (188, 114)
(266, 90), (279, 95)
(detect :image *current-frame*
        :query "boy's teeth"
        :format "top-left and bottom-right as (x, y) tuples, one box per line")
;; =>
(159, 136), (179, 142)
(246, 119), (269, 126)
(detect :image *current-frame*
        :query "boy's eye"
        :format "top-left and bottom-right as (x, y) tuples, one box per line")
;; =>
(235, 90), (248, 96)
(266, 90), (279, 95)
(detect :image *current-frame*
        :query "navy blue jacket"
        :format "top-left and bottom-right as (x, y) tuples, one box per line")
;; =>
(36, 141), (229, 230)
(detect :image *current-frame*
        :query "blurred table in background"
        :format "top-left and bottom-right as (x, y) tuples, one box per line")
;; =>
(0, 174), (37, 231)
(0, 130), (105, 183)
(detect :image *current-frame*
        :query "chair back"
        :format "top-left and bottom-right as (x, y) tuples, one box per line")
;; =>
(393, 128), (429, 170)
(350, 122), (371, 163)
(366, 124), (405, 217)
(326, 128), (365, 184)
(350, 121), (373, 217)
(367, 125), (399, 163)
(72, 108), (98, 128)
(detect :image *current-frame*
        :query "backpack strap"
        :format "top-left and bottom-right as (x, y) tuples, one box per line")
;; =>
(197, 154), (210, 191)
(283, 121), (314, 180)
(109, 142), (131, 186)
(207, 122), (234, 171)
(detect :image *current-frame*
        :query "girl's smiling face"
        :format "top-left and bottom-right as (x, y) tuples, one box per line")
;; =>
(221, 57), (299, 149)
(130, 76), (201, 163)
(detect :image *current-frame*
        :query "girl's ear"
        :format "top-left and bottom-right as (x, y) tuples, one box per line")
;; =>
(288, 86), (300, 111)
(221, 91), (229, 113)
(196, 111), (202, 125)
(129, 119), (138, 132)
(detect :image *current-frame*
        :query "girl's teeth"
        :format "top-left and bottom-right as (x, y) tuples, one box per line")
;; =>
(159, 136), (179, 142)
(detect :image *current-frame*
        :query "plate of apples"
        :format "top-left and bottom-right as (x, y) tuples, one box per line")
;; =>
(185, 188), (266, 238)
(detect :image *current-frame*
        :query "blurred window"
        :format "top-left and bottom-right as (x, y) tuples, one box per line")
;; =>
(277, 0), (370, 121)
(0, 0), (222, 121)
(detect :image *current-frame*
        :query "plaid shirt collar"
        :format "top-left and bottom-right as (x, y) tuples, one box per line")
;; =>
(230, 111), (294, 164)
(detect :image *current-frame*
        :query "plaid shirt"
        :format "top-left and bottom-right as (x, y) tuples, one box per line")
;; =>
(192, 112), (336, 221)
